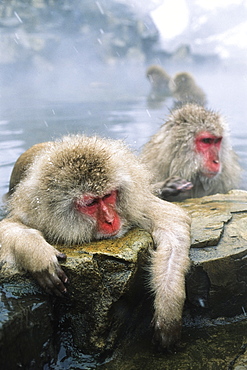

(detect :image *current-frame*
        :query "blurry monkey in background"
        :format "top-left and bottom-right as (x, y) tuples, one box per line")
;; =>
(169, 72), (207, 108)
(0, 134), (191, 349)
(141, 103), (241, 201)
(146, 65), (171, 108)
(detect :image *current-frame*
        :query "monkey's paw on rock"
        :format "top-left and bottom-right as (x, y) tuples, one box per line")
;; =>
(0, 228), (154, 356)
(152, 318), (182, 350)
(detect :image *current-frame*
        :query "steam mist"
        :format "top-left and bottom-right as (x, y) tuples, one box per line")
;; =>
(0, 0), (247, 200)
(0, 0), (160, 103)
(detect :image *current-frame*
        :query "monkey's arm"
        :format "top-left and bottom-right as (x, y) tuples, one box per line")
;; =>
(149, 199), (191, 348)
(152, 176), (193, 200)
(0, 218), (68, 296)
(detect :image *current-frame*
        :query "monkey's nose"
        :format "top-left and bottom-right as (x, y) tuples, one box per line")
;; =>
(101, 206), (115, 224)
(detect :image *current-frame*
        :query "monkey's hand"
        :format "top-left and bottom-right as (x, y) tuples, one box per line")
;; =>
(32, 252), (68, 297)
(153, 176), (193, 199)
(152, 317), (182, 350)
(0, 218), (68, 297)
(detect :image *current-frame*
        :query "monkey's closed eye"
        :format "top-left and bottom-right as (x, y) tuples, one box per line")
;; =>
(201, 138), (213, 144)
(85, 198), (98, 207)
(103, 192), (113, 200)
(102, 190), (118, 202)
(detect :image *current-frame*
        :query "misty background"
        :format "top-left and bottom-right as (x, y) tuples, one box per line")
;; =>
(0, 0), (247, 201)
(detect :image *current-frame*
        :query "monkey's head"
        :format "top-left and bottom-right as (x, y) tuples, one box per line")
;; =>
(13, 135), (151, 245)
(146, 65), (170, 88)
(169, 72), (196, 93)
(167, 104), (226, 182)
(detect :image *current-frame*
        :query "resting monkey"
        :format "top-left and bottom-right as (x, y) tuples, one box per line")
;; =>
(141, 103), (241, 201)
(169, 72), (207, 107)
(146, 65), (171, 107)
(0, 134), (191, 349)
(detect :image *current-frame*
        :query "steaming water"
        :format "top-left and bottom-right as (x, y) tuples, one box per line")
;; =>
(0, 65), (247, 204)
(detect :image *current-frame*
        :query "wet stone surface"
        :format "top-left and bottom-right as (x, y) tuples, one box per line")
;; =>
(0, 276), (54, 369)
(57, 228), (153, 354)
(182, 190), (247, 318)
(233, 346), (247, 369)
(99, 317), (247, 370)
(0, 228), (153, 361)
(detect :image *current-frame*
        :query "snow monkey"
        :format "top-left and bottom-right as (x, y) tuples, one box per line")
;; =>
(169, 72), (207, 108)
(0, 134), (191, 349)
(140, 104), (241, 201)
(146, 65), (171, 107)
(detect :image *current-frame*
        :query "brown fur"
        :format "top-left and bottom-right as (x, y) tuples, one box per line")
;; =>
(0, 134), (191, 349)
(170, 72), (207, 107)
(140, 104), (241, 200)
(146, 65), (171, 106)
(8, 142), (49, 195)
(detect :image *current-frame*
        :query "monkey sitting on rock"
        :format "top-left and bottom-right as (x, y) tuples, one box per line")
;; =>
(0, 134), (191, 349)
(140, 103), (241, 201)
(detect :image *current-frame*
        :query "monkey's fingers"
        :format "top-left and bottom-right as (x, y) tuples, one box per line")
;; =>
(55, 264), (69, 285)
(56, 252), (67, 262)
(32, 267), (68, 297)
(152, 319), (182, 350)
(161, 177), (193, 197)
(176, 180), (193, 192)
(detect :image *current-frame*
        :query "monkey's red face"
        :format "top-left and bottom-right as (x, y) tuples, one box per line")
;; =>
(195, 131), (222, 178)
(75, 190), (121, 236)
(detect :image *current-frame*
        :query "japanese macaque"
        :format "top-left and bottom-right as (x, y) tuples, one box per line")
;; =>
(140, 104), (241, 201)
(0, 134), (191, 349)
(169, 72), (207, 108)
(146, 65), (171, 108)
(7, 142), (49, 196)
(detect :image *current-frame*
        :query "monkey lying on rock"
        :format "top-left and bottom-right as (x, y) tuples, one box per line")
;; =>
(141, 103), (241, 201)
(0, 134), (191, 349)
